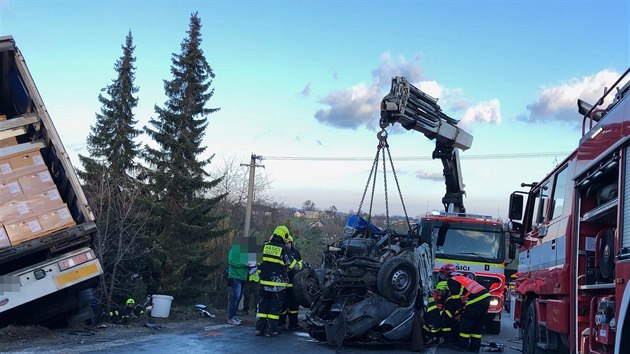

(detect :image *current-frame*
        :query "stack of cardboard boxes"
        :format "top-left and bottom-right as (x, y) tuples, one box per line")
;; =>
(0, 120), (76, 249)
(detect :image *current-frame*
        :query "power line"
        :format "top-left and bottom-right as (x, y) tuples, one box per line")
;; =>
(263, 152), (571, 161)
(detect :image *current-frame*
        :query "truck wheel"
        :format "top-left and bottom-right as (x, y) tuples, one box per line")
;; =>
(292, 268), (320, 308)
(523, 301), (545, 354)
(485, 319), (501, 334)
(376, 257), (418, 305)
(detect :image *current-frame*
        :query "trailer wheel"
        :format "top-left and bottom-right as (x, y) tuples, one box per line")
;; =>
(376, 256), (418, 305)
(523, 301), (545, 354)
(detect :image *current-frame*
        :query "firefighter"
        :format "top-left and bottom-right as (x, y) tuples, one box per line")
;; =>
(108, 298), (136, 324)
(440, 263), (490, 353)
(439, 281), (463, 345)
(242, 262), (260, 315)
(279, 235), (303, 331)
(255, 226), (302, 337)
(422, 283), (443, 345)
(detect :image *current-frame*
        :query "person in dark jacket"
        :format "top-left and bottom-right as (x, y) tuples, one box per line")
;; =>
(279, 235), (303, 331)
(255, 226), (302, 337)
(440, 263), (490, 353)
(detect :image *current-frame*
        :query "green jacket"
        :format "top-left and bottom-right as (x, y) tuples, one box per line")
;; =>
(228, 244), (248, 281)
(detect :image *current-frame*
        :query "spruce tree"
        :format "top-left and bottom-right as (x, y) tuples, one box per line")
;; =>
(79, 31), (148, 311)
(143, 12), (226, 300)
(82, 30), (140, 177)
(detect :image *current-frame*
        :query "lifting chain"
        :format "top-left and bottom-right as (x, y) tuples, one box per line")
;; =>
(356, 129), (412, 233)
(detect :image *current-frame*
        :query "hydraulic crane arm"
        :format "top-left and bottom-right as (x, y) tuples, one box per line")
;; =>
(379, 76), (472, 213)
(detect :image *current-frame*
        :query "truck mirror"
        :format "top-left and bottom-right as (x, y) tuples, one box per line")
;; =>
(509, 242), (516, 260)
(509, 193), (524, 220)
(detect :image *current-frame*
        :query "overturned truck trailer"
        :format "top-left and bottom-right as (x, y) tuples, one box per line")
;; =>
(0, 36), (102, 326)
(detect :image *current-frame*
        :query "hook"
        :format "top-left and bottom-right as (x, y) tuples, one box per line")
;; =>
(377, 129), (389, 148)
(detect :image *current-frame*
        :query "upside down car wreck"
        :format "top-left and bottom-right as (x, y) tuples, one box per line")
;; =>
(292, 215), (435, 349)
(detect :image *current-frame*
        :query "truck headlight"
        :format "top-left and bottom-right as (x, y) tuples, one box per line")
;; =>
(488, 296), (503, 312)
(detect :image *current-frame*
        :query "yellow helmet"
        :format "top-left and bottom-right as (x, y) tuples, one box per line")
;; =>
(287, 235), (294, 242)
(273, 225), (291, 240)
(126, 298), (135, 305)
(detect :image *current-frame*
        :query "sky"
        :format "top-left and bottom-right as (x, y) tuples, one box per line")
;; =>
(1, 0), (629, 220)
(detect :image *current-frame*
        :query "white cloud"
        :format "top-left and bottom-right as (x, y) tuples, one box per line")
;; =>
(459, 99), (501, 127)
(415, 169), (443, 182)
(520, 69), (621, 125)
(300, 82), (312, 97)
(314, 52), (502, 131)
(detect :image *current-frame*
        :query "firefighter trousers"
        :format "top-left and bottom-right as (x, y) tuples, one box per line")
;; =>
(457, 297), (490, 352)
(256, 289), (285, 334)
(279, 287), (299, 329)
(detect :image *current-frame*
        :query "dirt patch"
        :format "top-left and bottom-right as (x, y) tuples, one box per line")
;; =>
(1, 306), (237, 353)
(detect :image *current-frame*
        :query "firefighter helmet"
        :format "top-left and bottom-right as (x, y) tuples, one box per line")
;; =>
(273, 225), (291, 240)
(126, 298), (135, 305)
(439, 263), (457, 278)
(287, 235), (294, 243)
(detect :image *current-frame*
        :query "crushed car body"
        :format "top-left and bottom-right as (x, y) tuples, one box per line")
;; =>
(293, 215), (435, 347)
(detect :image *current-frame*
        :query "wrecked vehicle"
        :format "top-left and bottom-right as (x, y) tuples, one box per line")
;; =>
(293, 215), (435, 347)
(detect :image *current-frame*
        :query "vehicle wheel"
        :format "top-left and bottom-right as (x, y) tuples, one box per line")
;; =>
(485, 319), (501, 334)
(523, 301), (545, 354)
(376, 256), (418, 305)
(293, 268), (320, 308)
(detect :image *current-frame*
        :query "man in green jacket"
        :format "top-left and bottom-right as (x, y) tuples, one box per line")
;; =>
(227, 238), (249, 325)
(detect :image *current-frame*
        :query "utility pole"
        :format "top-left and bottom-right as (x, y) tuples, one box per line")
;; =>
(241, 154), (264, 237)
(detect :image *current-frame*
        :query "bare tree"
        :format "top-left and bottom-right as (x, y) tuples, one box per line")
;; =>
(84, 165), (151, 313)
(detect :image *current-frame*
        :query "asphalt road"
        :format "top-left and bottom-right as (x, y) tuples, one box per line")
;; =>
(64, 311), (522, 354)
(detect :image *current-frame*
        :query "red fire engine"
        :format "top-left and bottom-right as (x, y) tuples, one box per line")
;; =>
(508, 68), (630, 354)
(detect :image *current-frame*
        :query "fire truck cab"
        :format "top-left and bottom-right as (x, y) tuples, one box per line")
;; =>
(508, 68), (630, 354)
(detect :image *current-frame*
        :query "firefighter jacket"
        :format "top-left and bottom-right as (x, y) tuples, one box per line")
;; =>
(447, 275), (490, 307)
(248, 265), (260, 283)
(423, 294), (442, 334)
(259, 235), (297, 292)
(286, 247), (303, 287)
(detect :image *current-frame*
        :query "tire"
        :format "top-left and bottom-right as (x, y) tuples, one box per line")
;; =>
(523, 301), (545, 354)
(376, 256), (418, 305)
(485, 319), (501, 335)
(292, 268), (320, 308)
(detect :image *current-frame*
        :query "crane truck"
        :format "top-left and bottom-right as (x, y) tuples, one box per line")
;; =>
(507, 67), (630, 354)
(380, 76), (509, 334)
(0, 35), (103, 326)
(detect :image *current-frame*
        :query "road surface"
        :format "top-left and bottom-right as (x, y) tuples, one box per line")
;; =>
(75, 312), (522, 354)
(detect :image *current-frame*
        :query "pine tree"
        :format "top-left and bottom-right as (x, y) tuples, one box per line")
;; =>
(79, 31), (149, 312)
(143, 12), (226, 300)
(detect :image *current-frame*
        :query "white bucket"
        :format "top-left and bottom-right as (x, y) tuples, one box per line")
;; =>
(151, 294), (174, 318)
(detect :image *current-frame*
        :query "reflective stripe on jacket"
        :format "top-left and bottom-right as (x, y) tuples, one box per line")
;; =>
(449, 275), (490, 306)
(258, 235), (291, 291)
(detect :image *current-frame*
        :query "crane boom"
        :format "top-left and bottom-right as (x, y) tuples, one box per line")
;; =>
(379, 76), (473, 213)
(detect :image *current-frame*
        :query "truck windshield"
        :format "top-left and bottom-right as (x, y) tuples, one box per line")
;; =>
(433, 222), (504, 262)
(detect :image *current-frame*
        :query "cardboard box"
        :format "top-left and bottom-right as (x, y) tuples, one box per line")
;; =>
(26, 188), (63, 214)
(0, 149), (46, 181)
(0, 200), (34, 224)
(0, 179), (24, 201)
(0, 225), (10, 249)
(18, 168), (54, 195)
(9, 149), (45, 174)
(0, 115), (18, 149)
(38, 205), (75, 232)
(5, 217), (44, 245)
